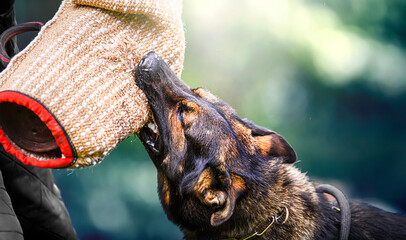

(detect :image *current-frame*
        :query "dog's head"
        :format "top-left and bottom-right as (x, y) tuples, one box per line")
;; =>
(135, 52), (296, 229)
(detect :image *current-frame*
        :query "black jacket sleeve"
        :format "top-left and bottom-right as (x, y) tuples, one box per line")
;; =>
(0, 146), (77, 240)
(0, 170), (24, 240)
(0, 1), (77, 238)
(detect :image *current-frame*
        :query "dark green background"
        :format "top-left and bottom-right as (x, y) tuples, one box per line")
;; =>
(14, 0), (406, 239)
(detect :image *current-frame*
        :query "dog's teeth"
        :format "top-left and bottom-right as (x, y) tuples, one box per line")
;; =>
(148, 122), (157, 133)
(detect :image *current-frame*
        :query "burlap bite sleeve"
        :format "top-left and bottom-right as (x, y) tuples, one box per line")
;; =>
(0, 0), (185, 168)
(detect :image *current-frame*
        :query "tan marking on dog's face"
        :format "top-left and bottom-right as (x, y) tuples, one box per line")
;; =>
(194, 167), (214, 194)
(231, 173), (246, 193)
(193, 88), (219, 103)
(169, 107), (185, 152)
(178, 160), (185, 173)
(164, 191), (170, 207)
(217, 138), (238, 163)
(167, 99), (203, 155)
(230, 120), (256, 155)
(193, 88), (238, 117)
(178, 100), (200, 127)
(162, 156), (170, 165)
(158, 170), (171, 209)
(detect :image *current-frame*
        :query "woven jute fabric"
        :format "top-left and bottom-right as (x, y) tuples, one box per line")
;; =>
(0, 0), (185, 168)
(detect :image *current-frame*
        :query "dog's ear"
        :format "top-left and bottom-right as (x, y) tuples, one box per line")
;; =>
(255, 132), (296, 163)
(210, 188), (235, 227)
(248, 121), (296, 163)
(193, 167), (245, 227)
(210, 173), (245, 227)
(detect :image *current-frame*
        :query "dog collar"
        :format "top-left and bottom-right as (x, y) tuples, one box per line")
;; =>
(223, 207), (289, 240)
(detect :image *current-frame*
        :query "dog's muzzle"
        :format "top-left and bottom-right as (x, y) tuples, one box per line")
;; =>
(135, 52), (164, 157)
(135, 51), (193, 160)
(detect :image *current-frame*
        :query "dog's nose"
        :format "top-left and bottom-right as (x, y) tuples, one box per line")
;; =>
(0, 102), (59, 153)
(139, 51), (160, 73)
(136, 51), (167, 88)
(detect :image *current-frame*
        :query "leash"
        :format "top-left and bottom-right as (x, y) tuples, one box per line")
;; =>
(0, 22), (43, 68)
(316, 184), (351, 240)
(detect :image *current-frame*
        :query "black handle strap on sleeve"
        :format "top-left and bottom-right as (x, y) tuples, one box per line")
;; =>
(0, 22), (43, 68)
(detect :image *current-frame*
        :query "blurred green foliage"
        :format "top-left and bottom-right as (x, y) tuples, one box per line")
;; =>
(14, 0), (406, 239)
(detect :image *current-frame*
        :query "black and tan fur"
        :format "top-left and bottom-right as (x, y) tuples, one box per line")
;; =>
(135, 52), (406, 240)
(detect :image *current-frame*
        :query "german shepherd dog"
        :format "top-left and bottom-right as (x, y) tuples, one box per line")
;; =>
(135, 52), (406, 240)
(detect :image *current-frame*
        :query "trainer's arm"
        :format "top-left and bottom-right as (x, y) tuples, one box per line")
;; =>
(0, 2), (23, 239)
(0, 1), (76, 239)
(0, 146), (77, 240)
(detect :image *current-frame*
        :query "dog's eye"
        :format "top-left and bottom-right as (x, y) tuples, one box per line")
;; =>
(177, 103), (186, 125)
(177, 101), (197, 127)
